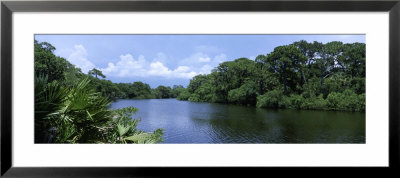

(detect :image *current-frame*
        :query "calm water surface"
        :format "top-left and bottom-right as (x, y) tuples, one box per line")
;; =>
(110, 99), (365, 143)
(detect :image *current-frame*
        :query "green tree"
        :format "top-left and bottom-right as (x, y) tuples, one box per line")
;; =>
(256, 89), (286, 109)
(88, 68), (106, 79)
(131, 81), (152, 99)
(188, 75), (211, 93)
(63, 62), (85, 86)
(255, 54), (280, 95)
(189, 83), (217, 102)
(228, 80), (258, 105)
(34, 40), (68, 82)
(212, 58), (257, 102)
(317, 41), (343, 88)
(293, 41), (323, 86)
(341, 43), (366, 78)
(171, 85), (185, 98)
(154, 85), (172, 99)
(265, 45), (307, 94)
(177, 89), (191, 100)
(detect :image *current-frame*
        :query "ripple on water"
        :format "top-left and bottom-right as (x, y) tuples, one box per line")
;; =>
(110, 99), (366, 144)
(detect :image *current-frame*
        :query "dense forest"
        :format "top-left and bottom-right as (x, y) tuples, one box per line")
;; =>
(34, 40), (164, 143)
(177, 40), (365, 112)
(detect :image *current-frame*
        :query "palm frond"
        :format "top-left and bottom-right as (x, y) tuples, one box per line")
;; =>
(124, 133), (152, 143)
(116, 123), (131, 137)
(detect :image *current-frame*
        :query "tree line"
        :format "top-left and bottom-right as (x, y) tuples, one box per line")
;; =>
(34, 40), (164, 143)
(91, 78), (185, 100)
(177, 40), (365, 112)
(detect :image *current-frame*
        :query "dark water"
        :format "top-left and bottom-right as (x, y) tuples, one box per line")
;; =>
(110, 99), (365, 143)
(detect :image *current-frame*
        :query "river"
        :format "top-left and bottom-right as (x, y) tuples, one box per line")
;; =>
(110, 99), (365, 143)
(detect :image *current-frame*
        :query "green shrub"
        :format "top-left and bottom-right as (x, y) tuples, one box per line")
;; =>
(357, 93), (366, 112)
(287, 94), (304, 109)
(256, 89), (285, 109)
(302, 77), (321, 98)
(326, 92), (342, 110)
(188, 93), (201, 102)
(177, 90), (191, 100)
(227, 81), (258, 105)
(300, 94), (327, 110)
(326, 89), (365, 111)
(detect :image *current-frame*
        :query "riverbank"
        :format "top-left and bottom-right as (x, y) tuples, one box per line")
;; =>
(178, 90), (365, 113)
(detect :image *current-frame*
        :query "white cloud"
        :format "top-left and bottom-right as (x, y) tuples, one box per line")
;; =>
(179, 52), (210, 66)
(63, 46), (229, 80)
(148, 61), (172, 76)
(198, 57), (211, 63)
(177, 52), (228, 75)
(148, 62), (197, 79)
(102, 54), (147, 77)
(66, 45), (95, 74)
(175, 66), (190, 73)
(173, 66), (197, 78)
(101, 54), (197, 79)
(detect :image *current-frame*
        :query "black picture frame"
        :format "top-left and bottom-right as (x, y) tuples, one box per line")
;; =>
(1, 0), (399, 177)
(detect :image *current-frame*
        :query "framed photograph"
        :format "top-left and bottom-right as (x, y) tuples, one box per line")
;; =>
(1, 0), (399, 177)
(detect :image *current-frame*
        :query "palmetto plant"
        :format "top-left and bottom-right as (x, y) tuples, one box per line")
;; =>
(53, 78), (113, 143)
(35, 75), (164, 144)
(35, 75), (68, 143)
(108, 107), (164, 144)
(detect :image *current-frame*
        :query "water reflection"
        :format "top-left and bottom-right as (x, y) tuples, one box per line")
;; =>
(110, 99), (365, 143)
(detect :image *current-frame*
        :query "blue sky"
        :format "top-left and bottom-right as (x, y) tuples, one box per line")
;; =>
(35, 34), (365, 88)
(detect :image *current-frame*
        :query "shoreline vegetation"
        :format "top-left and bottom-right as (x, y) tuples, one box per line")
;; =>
(34, 39), (365, 143)
(177, 40), (365, 112)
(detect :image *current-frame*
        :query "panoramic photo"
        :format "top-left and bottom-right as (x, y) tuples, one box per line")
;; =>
(34, 34), (365, 144)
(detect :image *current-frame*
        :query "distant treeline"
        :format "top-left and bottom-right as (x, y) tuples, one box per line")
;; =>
(176, 40), (365, 112)
(88, 78), (185, 100)
(35, 40), (185, 100)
